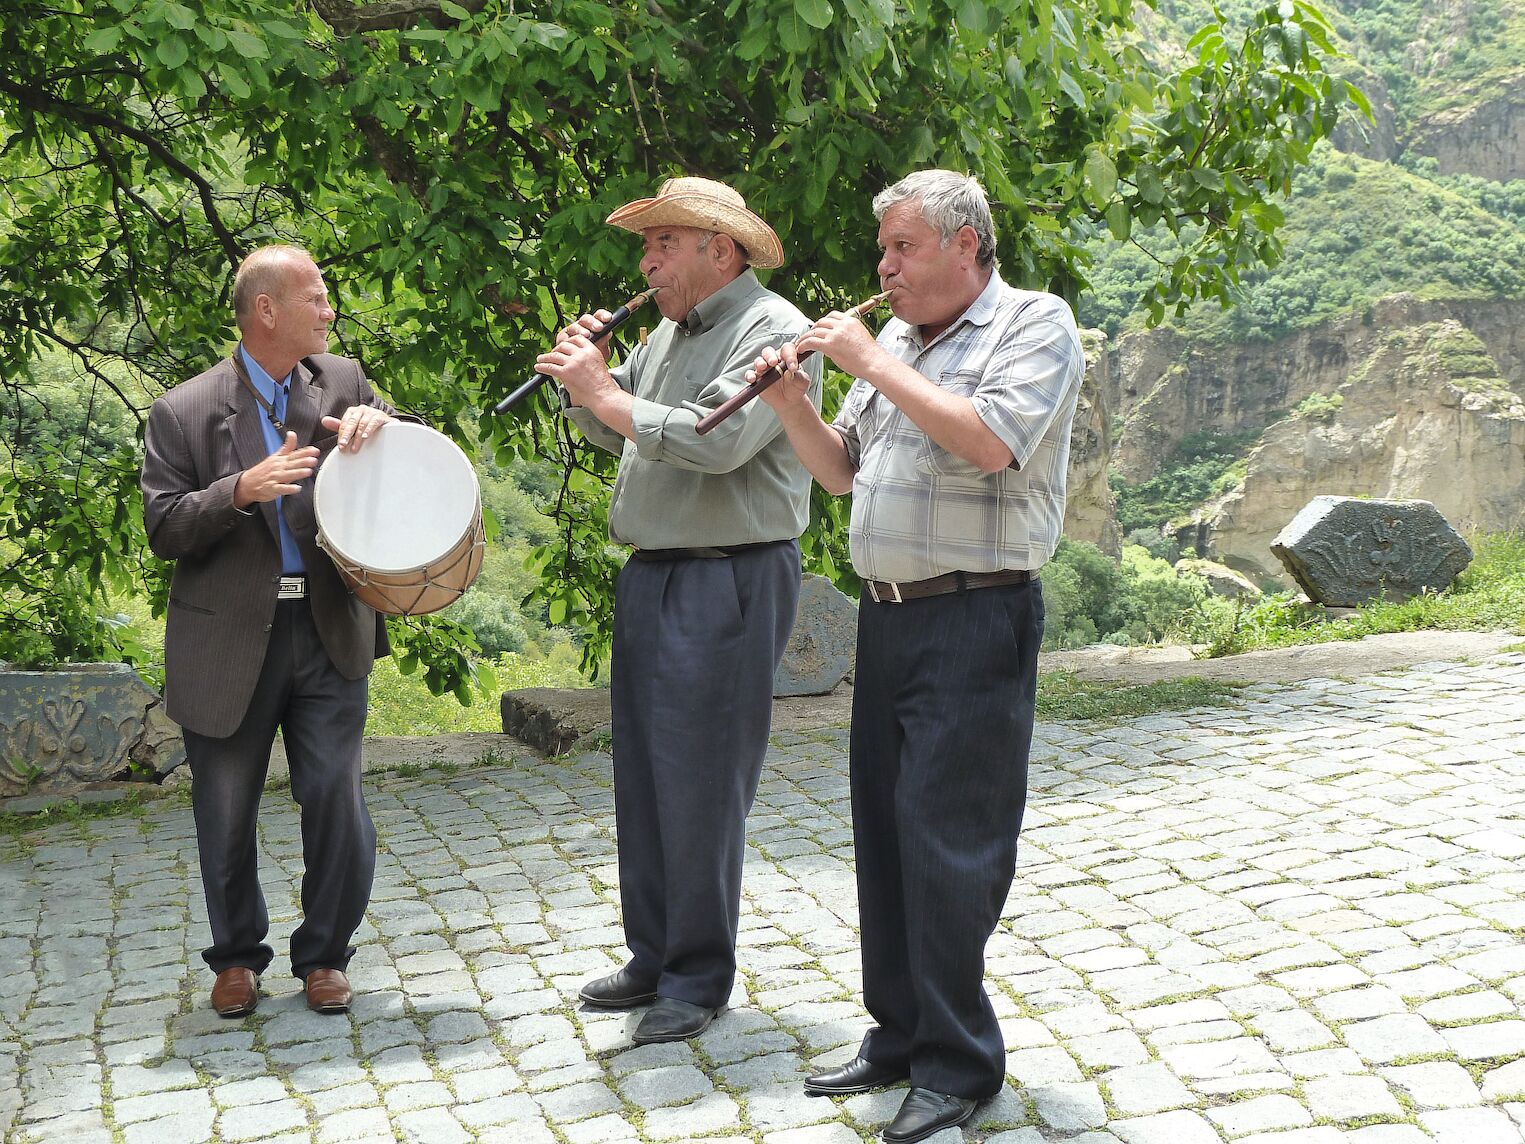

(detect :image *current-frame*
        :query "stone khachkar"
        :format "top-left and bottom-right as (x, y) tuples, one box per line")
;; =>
(773, 573), (857, 697)
(1269, 496), (1473, 607)
(0, 663), (184, 798)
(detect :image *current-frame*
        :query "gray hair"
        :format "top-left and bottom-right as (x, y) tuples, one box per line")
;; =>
(232, 244), (312, 324)
(694, 228), (750, 265)
(873, 170), (997, 269)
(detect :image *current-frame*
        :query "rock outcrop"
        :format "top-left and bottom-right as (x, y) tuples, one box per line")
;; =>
(1064, 330), (1120, 555)
(1200, 320), (1525, 581)
(1406, 72), (1525, 183)
(1105, 294), (1525, 483)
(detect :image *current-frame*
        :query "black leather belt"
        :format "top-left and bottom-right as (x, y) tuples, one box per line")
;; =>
(864, 568), (1032, 604)
(630, 541), (782, 562)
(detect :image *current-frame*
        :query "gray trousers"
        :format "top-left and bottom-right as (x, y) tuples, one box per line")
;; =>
(183, 598), (375, 980)
(853, 579), (1044, 1099)
(610, 540), (800, 1008)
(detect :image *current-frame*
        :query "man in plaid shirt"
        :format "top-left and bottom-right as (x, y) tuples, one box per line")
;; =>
(749, 169), (1085, 1144)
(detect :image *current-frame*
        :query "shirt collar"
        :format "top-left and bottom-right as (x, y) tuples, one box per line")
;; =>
(676, 269), (763, 337)
(893, 270), (1006, 352)
(238, 344), (291, 399)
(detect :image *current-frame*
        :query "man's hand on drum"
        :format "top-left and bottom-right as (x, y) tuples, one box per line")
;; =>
(234, 433), (320, 509)
(747, 341), (812, 414)
(321, 405), (393, 452)
(538, 315), (620, 410)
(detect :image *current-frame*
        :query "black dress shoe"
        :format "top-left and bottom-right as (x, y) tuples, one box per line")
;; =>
(804, 1055), (910, 1096)
(882, 1087), (977, 1143)
(579, 966), (658, 1009)
(631, 997), (718, 1044)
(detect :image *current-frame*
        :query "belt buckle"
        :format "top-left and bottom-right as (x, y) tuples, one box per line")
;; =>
(278, 576), (305, 600)
(868, 579), (902, 604)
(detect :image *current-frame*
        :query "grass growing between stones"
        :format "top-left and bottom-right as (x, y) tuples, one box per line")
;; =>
(1202, 531), (1525, 657)
(0, 784), (186, 842)
(1035, 672), (1244, 722)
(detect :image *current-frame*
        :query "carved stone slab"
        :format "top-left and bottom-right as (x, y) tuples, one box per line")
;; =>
(0, 663), (185, 798)
(774, 573), (858, 697)
(1270, 496), (1473, 607)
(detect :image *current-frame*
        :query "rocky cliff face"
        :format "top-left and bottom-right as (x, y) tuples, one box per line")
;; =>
(1064, 331), (1121, 556)
(1406, 73), (1525, 182)
(1200, 320), (1525, 581)
(1107, 294), (1525, 482)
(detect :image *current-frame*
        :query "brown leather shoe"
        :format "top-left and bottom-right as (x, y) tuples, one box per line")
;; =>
(211, 967), (259, 1018)
(304, 968), (353, 1013)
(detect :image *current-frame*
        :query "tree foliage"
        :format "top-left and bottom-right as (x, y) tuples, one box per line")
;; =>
(0, 0), (1358, 677)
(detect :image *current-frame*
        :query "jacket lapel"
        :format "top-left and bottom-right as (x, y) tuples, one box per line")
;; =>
(224, 360), (281, 547)
(285, 357), (324, 445)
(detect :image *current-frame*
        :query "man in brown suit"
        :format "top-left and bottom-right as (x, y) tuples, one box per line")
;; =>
(141, 245), (393, 1017)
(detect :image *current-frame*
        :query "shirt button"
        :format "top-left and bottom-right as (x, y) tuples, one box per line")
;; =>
(263, 623), (273, 632)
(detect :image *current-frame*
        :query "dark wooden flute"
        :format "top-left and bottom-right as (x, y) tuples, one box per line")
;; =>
(693, 289), (894, 436)
(492, 286), (662, 415)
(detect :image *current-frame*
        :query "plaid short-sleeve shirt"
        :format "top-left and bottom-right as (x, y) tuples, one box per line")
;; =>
(832, 272), (1085, 583)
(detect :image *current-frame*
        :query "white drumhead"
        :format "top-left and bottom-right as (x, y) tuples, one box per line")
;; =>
(314, 422), (479, 574)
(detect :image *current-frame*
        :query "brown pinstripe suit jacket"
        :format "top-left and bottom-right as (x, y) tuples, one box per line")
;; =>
(141, 352), (390, 738)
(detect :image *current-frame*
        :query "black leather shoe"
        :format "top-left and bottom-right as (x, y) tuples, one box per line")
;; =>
(631, 997), (718, 1044)
(882, 1087), (977, 1143)
(579, 966), (658, 1009)
(804, 1055), (910, 1096)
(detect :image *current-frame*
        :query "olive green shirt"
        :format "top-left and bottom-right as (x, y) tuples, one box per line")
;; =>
(564, 270), (821, 550)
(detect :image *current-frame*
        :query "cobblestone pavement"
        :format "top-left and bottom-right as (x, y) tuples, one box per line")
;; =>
(5, 652), (1525, 1144)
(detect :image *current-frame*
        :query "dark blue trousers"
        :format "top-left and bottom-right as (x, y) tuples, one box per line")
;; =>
(852, 579), (1043, 1099)
(183, 598), (375, 980)
(610, 541), (800, 1008)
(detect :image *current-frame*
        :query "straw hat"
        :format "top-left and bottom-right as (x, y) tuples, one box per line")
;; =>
(606, 176), (784, 269)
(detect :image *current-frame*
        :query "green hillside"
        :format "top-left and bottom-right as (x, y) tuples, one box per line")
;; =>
(1154, 0), (1525, 122)
(1081, 147), (1525, 340)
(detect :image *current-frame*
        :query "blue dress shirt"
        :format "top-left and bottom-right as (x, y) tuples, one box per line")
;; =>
(238, 344), (306, 575)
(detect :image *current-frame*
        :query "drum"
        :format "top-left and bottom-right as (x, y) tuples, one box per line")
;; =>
(314, 421), (485, 616)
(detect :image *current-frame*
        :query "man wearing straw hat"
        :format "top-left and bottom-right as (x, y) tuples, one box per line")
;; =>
(534, 176), (822, 1044)
(747, 170), (1085, 1142)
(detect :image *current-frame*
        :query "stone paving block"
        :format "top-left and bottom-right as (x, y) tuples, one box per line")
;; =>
(617, 1063), (712, 1109)
(1111, 1108), (1222, 1144)
(761, 1124), (864, 1144)
(1205, 1093), (1313, 1136)
(1032, 1080), (1106, 1130)
(743, 1082), (838, 1131)
(217, 1098), (308, 1140)
(1101, 1061), (1197, 1116)
(1443, 1019), (1525, 1061)
(1481, 1059), (1525, 1101)
(1380, 1060), (1482, 1108)
(1303, 1073), (1404, 1121)
(395, 1106), (472, 1144)
(112, 1087), (214, 1125)
(1341, 1013), (1449, 1062)
(641, 1092), (741, 1140)
(1418, 1106), (1525, 1143)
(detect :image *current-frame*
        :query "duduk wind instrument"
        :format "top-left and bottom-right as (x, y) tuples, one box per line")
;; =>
(492, 286), (663, 415)
(694, 289), (894, 435)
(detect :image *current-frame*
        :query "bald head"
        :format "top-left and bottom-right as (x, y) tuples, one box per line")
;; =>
(233, 245), (315, 329)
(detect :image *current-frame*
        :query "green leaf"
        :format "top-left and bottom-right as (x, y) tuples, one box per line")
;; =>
(777, 9), (810, 53)
(1106, 200), (1130, 241)
(225, 27), (267, 59)
(1084, 149), (1118, 209)
(1057, 70), (1087, 109)
(794, 0), (834, 31)
(156, 37), (189, 69)
(82, 25), (123, 52)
